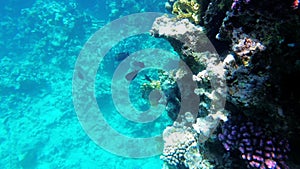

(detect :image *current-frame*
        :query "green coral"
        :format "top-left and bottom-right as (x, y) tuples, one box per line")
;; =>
(172, 0), (201, 24)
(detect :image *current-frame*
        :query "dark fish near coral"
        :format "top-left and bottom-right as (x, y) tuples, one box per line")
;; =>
(115, 52), (130, 61)
(125, 69), (139, 81)
(125, 69), (151, 82)
(132, 61), (145, 68)
(143, 75), (152, 82)
(149, 90), (163, 106)
(125, 61), (146, 81)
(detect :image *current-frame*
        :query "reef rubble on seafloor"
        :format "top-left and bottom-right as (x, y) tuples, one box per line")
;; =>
(151, 0), (300, 168)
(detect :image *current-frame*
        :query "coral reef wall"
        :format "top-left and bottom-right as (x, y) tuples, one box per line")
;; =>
(154, 0), (300, 168)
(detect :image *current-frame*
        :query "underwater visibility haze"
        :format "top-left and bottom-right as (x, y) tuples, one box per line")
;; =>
(1, 0), (300, 169)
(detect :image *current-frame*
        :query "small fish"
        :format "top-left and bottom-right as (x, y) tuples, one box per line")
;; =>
(115, 52), (129, 61)
(144, 75), (152, 82)
(125, 61), (146, 81)
(149, 90), (162, 106)
(125, 70), (139, 81)
(132, 61), (145, 69)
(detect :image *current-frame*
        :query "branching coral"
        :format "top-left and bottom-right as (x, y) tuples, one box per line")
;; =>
(172, 0), (201, 24)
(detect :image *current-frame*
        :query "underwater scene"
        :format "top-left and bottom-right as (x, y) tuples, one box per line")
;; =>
(1, 0), (300, 169)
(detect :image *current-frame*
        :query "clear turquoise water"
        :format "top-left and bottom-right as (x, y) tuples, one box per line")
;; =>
(0, 0), (175, 168)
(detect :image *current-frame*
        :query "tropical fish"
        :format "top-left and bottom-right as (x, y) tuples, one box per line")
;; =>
(125, 69), (139, 81)
(143, 75), (152, 82)
(115, 52), (129, 61)
(132, 61), (145, 68)
(125, 61), (146, 81)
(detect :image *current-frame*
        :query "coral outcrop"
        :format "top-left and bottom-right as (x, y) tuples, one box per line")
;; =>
(155, 0), (300, 168)
(151, 15), (229, 169)
(218, 116), (290, 169)
(171, 0), (202, 24)
(161, 112), (215, 169)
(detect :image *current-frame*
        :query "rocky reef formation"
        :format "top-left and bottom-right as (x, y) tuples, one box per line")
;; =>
(151, 15), (229, 169)
(161, 112), (214, 169)
(152, 0), (300, 168)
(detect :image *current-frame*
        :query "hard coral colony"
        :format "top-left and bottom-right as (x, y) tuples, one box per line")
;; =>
(156, 0), (299, 168)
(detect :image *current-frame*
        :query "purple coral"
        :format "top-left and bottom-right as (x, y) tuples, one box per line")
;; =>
(231, 0), (251, 12)
(218, 118), (290, 169)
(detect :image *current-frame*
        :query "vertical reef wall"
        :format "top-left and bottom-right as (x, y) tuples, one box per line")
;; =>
(151, 0), (300, 168)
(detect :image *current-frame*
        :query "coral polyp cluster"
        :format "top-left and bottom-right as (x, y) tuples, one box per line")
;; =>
(218, 117), (290, 169)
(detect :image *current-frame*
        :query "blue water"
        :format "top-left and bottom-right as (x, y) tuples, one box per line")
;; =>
(0, 0), (174, 168)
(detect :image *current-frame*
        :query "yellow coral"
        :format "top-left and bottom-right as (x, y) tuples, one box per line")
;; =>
(140, 80), (162, 101)
(141, 80), (161, 91)
(172, 0), (201, 24)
